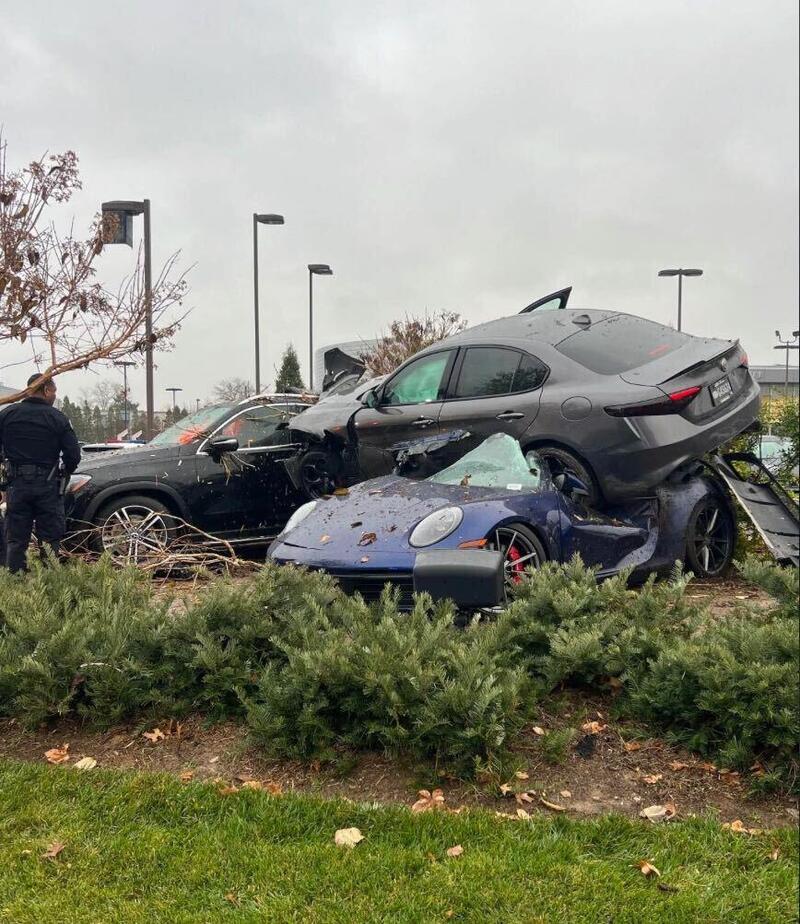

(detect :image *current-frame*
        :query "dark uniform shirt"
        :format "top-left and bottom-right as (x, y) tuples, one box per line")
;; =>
(0, 397), (81, 474)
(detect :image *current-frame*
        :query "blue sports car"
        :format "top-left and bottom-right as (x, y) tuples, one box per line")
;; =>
(268, 433), (736, 608)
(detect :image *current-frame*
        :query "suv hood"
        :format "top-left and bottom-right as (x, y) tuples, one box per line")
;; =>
(76, 441), (187, 473)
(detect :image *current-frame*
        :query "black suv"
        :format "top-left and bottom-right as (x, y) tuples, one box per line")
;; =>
(65, 394), (313, 559)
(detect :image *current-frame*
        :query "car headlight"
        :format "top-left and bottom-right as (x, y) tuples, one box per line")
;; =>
(67, 474), (92, 494)
(409, 506), (463, 548)
(281, 500), (317, 536)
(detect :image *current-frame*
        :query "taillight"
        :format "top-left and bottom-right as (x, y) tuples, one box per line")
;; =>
(605, 386), (701, 417)
(740, 351), (749, 368)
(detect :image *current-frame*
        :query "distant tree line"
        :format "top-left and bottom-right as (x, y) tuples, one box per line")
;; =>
(60, 388), (188, 443)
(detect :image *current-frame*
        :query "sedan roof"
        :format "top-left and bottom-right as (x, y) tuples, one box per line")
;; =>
(422, 309), (622, 352)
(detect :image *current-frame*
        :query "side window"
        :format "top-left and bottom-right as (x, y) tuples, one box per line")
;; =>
(513, 354), (548, 392)
(453, 347), (521, 398)
(382, 352), (451, 406)
(218, 406), (287, 448)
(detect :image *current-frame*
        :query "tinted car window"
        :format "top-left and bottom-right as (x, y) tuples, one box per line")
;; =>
(513, 354), (548, 391)
(556, 315), (690, 374)
(218, 406), (291, 447)
(383, 352), (451, 406)
(454, 347), (521, 398)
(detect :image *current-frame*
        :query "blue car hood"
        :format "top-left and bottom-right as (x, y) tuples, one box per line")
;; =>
(280, 475), (534, 552)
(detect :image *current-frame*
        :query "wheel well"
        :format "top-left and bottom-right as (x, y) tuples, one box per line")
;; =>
(93, 487), (184, 523)
(490, 518), (551, 562)
(523, 439), (599, 483)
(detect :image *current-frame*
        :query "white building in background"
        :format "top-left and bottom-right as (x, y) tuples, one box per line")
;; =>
(0, 382), (19, 400)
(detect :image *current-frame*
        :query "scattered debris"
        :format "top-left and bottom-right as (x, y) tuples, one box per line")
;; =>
(635, 859), (661, 877)
(41, 842), (65, 861)
(540, 797), (567, 812)
(334, 827), (364, 848)
(723, 819), (764, 836)
(358, 531), (378, 546)
(44, 744), (70, 764)
(143, 728), (166, 743)
(532, 726), (546, 736)
(640, 803), (677, 824)
(446, 844), (464, 858)
(412, 789), (446, 813)
(73, 756), (97, 771)
(581, 720), (607, 735)
(642, 773), (663, 785)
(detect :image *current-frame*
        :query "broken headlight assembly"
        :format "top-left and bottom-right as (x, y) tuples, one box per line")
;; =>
(281, 500), (317, 536)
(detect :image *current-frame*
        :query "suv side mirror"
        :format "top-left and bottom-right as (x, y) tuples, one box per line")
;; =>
(207, 436), (239, 457)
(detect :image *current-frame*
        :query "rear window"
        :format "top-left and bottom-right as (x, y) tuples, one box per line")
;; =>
(556, 315), (690, 375)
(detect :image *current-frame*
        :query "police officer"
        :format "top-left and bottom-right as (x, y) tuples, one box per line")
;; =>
(0, 374), (81, 573)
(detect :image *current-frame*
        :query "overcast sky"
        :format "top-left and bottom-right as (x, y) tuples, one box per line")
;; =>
(2, 0), (798, 408)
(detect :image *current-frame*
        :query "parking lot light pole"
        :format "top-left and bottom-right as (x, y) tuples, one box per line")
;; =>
(307, 264), (333, 391)
(166, 387), (183, 416)
(113, 360), (136, 431)
(658, 268), (703, 331)
(774, 329), (800, 395)
(253, 213), (285, 394)
(102, 200), (154, 438)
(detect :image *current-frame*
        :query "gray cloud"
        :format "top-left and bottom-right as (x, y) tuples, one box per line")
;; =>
(1, 0), (797, 406)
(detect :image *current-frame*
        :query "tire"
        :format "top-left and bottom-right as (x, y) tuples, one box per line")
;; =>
(684, 494), (736, 578)
(486, 522), (548, 595)
(532, 445), (602, 507)
(298, 449), (340, 499)
(94, 494), (179, 564)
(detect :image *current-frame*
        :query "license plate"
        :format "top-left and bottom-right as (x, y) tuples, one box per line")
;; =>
(710, 376), (733, 405)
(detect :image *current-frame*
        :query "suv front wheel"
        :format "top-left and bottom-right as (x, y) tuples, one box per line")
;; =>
(94, 495), (179, 564)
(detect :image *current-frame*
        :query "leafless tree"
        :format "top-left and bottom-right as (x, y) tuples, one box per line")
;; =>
(211, 377), (253, 402)
(360, 311), (466, 376)
(0, 136), (187, 405)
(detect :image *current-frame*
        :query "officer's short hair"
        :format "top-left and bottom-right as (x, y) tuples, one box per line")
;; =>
(27, 373), (51, 391)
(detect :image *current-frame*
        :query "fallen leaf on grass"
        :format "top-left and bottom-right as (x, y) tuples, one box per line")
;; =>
(581, 721), (607, 735)
(266, 781), (283, 795)
(446, 845), (464, 858)
(515, 792), (534, 805)
(560, 790), (572, 799)
(635, 859), (661, 877)
(532, 726), (545, 736)
(514, 770), (529, 780)
(412, 789), (446, 813)
(217, 784), (239, 796)
(770, 846), (781, 861)
(623, 741), (642, 753)
(334, 827), (364, 848)
(358, 531), (378, 546)
(642, 774), (663, 785)
(540, 797), (567, 812)
(44, 745), (70, 764)
(241, 780), (264, 790)
(515, 808), (530, 820)
(73, 757), (97, 771)
(669, 761), (690, 771)
(723, 819), (764, 836)
(180, 770), (195, 783)
(640, 803), (677, 823)
(41, 842), (65, 861)
(143, 728), (166, 743)
(499, 783), (513, 796)
(224, 892), (240, 906)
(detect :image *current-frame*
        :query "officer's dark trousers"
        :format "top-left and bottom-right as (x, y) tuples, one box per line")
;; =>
(5, 474), (65, 573)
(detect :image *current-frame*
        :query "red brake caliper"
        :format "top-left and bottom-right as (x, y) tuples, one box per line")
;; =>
(506, 542), (524, 583)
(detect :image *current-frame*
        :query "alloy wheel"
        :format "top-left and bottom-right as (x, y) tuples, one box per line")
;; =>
(100, 505), (170, 564)
(692, 502), (733, 576)
(487, 525), (543, 592)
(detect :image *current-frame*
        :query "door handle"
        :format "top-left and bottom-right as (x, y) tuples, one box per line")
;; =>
(496, 411), (525, 420)
(412, 417), (436, 427)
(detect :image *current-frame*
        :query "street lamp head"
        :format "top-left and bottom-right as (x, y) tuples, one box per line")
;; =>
(308, 264), (333, 275)
(776, 330), (782, 339)
(682, 268), (703, 277)
(658, 269), (680, 277)
(255, 213), (284, 225)
(658, 268), (703, 277)
(793, 330), (800, 338)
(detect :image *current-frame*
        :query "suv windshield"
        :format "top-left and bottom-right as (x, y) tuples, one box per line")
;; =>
(149, 403), (236, 447)
(426, 433), (543, 491)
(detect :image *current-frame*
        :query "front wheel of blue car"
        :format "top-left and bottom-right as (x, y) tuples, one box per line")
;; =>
(685, 494), (735, 578)
(487, 523), (547, 594)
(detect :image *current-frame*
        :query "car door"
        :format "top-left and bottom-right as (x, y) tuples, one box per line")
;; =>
(353, 349), (457, 469)
(191, 404), (302, 541)
(437, 346), (548, 442)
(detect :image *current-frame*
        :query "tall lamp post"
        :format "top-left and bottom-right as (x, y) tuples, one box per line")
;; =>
(102, 199), (154, 438)
(774, 330), (800, 396)
(166, 387), (183, 417)
(113, 360), (136, 432)
(307, 264), (333, 391)
(657, 268), (703, 331)
(252, 213), (285, 393)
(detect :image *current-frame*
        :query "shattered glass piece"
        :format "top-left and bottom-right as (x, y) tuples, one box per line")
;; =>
(427, 433), (543, 491)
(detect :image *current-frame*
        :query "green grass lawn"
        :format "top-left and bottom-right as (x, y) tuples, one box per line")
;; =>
(0, 761), (796, 923)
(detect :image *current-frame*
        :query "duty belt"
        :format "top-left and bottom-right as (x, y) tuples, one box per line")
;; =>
(7, 463), (56, 480)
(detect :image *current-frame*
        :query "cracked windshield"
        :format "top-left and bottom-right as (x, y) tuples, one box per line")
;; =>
(426, 433), (544, 491)
(148, 404), (236, 446)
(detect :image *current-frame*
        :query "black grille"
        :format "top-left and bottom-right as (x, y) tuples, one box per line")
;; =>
(329, 571), (415, 608)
